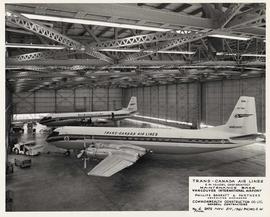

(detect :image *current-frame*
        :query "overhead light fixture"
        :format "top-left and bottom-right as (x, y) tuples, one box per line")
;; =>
(158, 50), (195, 55)
(5, 43), (66, 50)
(216, 52), (237, 56)
(21, 13), (171, 32)
(241, 54), (266, 57)
(134, 114), (193, 126)
(100, 48), (194, 54)
(209, 34), (250, 41)
(216, 52), (265, 57)
(100, 48), (141, 53)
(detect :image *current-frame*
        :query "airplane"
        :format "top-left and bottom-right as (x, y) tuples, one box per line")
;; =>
(39, 96), (137, 127)
(46, 96), (259, 177)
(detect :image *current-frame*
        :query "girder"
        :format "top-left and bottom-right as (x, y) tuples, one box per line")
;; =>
(226, 11), (265, 29)
(6, 59), (266, 68)
(13, 49), (81, 62)
(121, 30), (212, 62)
(93, 30), (193, 49)
(6, 10), (113, 63)
(7, 3), (213, 30)
(221, 4), (244, 28)
(6, 9), (82, 50)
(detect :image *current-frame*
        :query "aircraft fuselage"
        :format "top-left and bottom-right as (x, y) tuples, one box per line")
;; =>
(46, 127), (256, 154)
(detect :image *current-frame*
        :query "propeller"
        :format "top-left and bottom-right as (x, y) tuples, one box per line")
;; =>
(77, 138), (89, 169)
(111, 112), (115, 120)
(77, 149), (85, 159)
(81, 117), (92, 126)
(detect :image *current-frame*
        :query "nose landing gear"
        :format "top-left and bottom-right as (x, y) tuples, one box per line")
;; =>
(64, 150), (70, 156)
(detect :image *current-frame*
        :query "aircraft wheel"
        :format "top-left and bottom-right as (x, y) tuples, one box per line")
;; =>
(14, 149), (19, 155)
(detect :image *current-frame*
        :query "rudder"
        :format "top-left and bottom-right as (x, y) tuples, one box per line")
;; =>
(224, 96), (257, 135)
(126, 96), (137, 112)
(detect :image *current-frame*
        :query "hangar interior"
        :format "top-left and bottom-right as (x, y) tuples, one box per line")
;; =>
(5, 3), (265, 211)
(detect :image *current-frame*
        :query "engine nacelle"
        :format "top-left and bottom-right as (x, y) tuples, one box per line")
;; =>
(95, 118), (108, 124)
(83, 143), (146, 160)
(84, 148), (110, 159)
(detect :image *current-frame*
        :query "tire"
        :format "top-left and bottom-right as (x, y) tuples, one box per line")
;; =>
(14, 148), (19, 155)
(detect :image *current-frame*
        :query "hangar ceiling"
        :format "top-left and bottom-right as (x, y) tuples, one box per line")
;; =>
(5, 3), (265, 92)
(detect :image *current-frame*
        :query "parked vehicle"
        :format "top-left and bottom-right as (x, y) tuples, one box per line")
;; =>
(27, 122), (33, 129)
(12, 141), (43, 156)
(14, 158), (31, 168)
(11, 121), (24, 133)
(6, 162), (14, 174)
(6, 190), (13, 211)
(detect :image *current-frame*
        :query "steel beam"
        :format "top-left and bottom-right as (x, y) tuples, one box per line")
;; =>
(121, 30), (212, 62)
(7, 3), (213, 29)
(83, 25), (100, 43)
(92, 30), (193, 49)
(234, 27), (265, 36)
(6, 9), (82, 49)
(6, 4), (265, 37)
(6, 9), (113, 63)
(12, 49), (81, 62)
(221, 3), (244, 28)
(6, 58), (266, 68)
(226, 13), (265, 29)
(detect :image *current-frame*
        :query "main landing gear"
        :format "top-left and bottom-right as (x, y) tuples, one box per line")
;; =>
(64, 150), (70, 156)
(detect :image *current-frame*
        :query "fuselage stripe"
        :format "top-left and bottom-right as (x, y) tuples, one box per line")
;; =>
(46, 134), (233, 144)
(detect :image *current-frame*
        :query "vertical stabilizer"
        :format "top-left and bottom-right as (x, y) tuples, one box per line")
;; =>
(126, 96), (137, 112)
(223, 96), (257, 135)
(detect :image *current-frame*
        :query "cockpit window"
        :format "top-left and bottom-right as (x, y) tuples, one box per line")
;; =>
(40, 116), (52, 122)
(47, 131), (60, 138)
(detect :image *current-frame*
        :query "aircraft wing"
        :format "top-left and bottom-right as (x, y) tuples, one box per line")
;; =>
(88, 146), (146, 177)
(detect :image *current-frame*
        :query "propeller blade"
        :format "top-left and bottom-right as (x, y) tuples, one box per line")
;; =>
(83, 158), (87, 169)
(77, 150), (85, 159)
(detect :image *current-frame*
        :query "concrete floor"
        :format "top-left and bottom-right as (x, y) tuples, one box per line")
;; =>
(6, 121), (265, 211)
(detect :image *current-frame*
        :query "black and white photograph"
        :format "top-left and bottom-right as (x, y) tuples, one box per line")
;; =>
(4, 1), (267, 214)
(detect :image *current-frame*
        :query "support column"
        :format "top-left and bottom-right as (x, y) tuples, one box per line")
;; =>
(176, 83), (179, 121)
(91, 88), (94, 111)
(187, 83), (190, 123)
(142, 86), (145, 116)
(197, 81), (202, 129)
(107, 87), (110, 110)
(73, 89), (76, 112)
(220, 80), (224, 124)
(54, 90), (57, 113)
(165, 84), (168, 120)
(149, 86), (152, 117)
(121, 88), (124, 108)
(33, 91), (36, 113)
(157, 85), (160, 120)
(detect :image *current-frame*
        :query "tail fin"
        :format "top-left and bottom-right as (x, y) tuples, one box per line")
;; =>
(223, 96), (257, 135)
(126, 96), (137, 112)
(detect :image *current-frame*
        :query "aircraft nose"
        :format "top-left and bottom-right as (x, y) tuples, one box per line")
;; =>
(39, 116), (52, 124)
(46, 131), (60, 143)
(45, 136), (50, 143)
(45, 135), (53, 143)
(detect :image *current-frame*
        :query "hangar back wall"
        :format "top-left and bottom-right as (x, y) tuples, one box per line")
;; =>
(123, 77), (265, 132)
(12, 77), (265, 132)
(12, 88), (123, 114)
